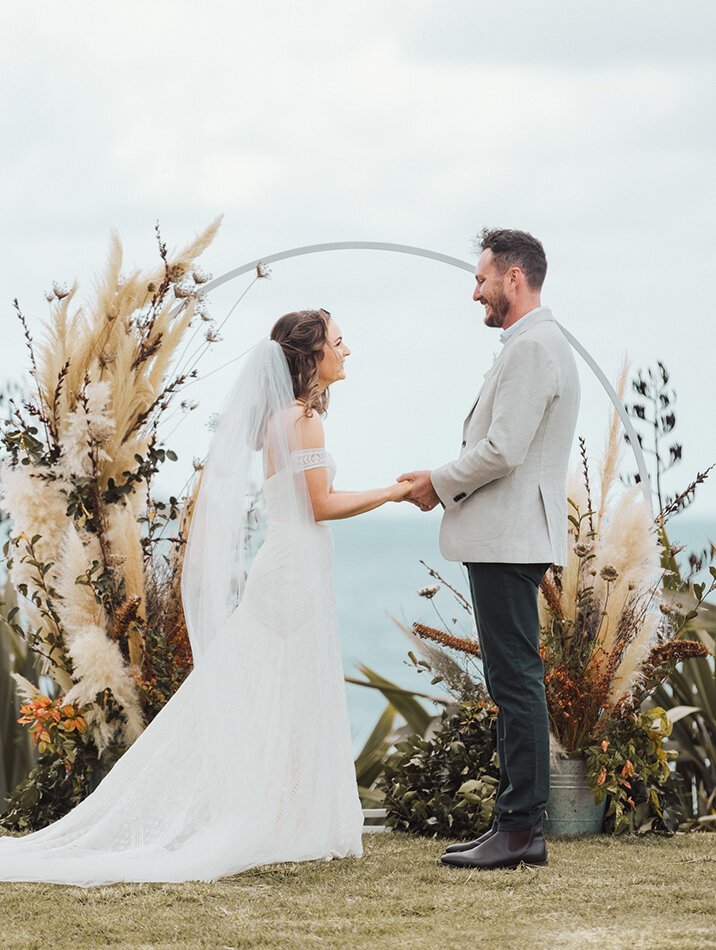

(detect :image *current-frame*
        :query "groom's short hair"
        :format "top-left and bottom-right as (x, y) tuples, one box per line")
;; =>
(476, 228), (547, 291)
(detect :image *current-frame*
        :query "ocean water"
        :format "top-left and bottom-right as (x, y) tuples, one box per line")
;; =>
(332, 510), (465, 754)
(332, 511), (716, 754)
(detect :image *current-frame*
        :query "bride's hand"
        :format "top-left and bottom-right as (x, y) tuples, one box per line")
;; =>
(388, 480), (413, 502)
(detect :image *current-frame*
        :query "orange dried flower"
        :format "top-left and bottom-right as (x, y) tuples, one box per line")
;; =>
(412, 622), (481, 658)
(540, 574), (565, 620)
(648, 639), (710, 668)
(17, 695), (87, 756)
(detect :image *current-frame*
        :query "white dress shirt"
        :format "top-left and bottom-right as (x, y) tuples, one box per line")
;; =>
(499, 306), (550, 345)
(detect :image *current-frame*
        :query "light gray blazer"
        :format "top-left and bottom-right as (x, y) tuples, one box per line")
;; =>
(431, 309), (580, 566)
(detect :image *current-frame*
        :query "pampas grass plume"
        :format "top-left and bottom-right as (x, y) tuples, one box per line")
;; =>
(4, 218), (221, 753)
(592, 487), (660, 660)
(608, 610), (662, 706)
(596, 356), (629, 533)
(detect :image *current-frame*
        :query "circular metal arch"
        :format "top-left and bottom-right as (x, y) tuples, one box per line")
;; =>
(203, 241), (652, 510)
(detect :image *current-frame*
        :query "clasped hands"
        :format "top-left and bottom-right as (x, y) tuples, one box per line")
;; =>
(395, 470), (440, 512)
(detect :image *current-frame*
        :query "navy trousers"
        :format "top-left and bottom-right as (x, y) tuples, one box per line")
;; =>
(466, 561), (551, 831)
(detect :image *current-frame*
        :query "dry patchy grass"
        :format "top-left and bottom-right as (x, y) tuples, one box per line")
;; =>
(0, 833), (714, 950)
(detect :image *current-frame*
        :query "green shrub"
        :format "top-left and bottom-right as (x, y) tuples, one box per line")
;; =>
(1, 736), (126, 833)
(2, 751), (97, 833)
(380, 700), (499, 839)
(585, 706), (684, 835)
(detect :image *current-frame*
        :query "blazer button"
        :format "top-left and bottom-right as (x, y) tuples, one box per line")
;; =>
(454, 492), (466, 502)
(461, 440), (466, 447)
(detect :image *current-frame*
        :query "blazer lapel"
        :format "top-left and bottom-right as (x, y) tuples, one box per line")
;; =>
(460, 309), (556, 439)
(463, 352), (503, 429)
(463, 375), (488, 429)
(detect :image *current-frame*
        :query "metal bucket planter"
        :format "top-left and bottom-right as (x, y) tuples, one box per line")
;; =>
(544, 755), (606, 835)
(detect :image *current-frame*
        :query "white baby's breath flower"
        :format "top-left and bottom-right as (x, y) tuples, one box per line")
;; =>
(193, 296), (211, 321)
(173, 279), (196, 299)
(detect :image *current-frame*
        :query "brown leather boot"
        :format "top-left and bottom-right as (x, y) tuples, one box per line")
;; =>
(442, 819), (499, 855)
(440, 821), (547, 869)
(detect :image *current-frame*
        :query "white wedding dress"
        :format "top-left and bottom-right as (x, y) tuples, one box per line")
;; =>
(0, 341), (364, 886)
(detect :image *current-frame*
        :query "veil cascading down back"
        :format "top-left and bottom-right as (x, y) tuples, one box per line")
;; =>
(0, 338), (363, 885)
(182, 337), (311, 661)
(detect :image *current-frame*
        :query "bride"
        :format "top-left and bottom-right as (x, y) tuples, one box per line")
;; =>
(0, 308), (412, 886)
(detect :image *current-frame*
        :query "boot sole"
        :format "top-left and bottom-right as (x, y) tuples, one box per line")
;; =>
(440, 857), (548, 870)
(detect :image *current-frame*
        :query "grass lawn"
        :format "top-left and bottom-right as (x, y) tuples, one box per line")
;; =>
(0, 832), (714, 950)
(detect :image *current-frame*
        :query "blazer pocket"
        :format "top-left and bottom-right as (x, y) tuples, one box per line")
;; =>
(470, 472), (513, 541)
(539, 485), (566, 552)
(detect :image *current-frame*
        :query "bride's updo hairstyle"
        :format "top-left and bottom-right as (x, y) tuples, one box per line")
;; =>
(270, 309), (331, 417)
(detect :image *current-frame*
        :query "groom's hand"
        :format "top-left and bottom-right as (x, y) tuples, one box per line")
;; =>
(397, 470), (440, 511)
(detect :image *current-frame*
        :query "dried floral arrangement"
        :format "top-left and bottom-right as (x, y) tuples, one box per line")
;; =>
(539, 363), (713, 831)
(0, 219), (222, 828)
(540, 370), (710, 702)
(538, 434), (711, 757)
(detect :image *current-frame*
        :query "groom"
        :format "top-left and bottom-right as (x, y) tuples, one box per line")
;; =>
(399, 228), (580, 870)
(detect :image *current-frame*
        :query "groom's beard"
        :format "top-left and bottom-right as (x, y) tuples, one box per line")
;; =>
(483, 289), (511, 328)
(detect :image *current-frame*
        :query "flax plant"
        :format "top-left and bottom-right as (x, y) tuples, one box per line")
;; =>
(0, 220), (220, 813)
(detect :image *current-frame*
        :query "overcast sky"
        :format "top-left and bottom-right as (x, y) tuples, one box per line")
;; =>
(2, 1), (715, 532)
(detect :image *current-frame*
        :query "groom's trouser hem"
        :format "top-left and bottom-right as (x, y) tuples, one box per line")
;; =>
(465, 561), (550, 832)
